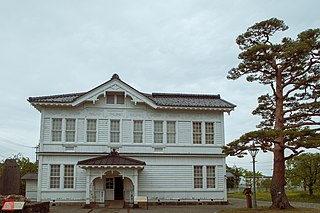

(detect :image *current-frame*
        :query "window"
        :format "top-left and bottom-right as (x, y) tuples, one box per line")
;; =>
(110, 120), (120, 143)
(52, 118), (62, 141)
(106, 178), (114, 189)
(194, 166), (203, 188)
(133, 120), (143, 143)
(87, 119), (97, 142)
(64, 165), (74, 189)
(65, 119), (76, 142)
(106, 93), (125, 104)
(206, 166), (216, 188)
(154, 121), (163, 143)
(193, 122), (202, 144)
(205, 122), (214, 144)
(167, 121), (176, 144)
(50, 165), (60, 188)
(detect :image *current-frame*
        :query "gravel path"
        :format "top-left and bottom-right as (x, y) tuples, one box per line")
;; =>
(50, 198), (320, 213)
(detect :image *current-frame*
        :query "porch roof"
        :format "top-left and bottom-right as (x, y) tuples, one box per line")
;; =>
(77, 150), (146, 168)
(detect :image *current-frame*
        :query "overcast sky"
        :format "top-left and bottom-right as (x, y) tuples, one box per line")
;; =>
(0, 0), (319, 175)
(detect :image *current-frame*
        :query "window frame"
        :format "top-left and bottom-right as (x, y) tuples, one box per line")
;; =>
(193, 166), (203, 188)
(193, 121), (202, 144)
(133, 120), (143, 143)
(50, 164), (61, 189)
(106, 92), (125, 105)
(154, 121), (163, 143)
(65, 119), (76, 142)
(52, 118), (63, 142)
(166, 121), (176, 144)
(86, 119), (97, 142)
(110, 119), (120, 143)
(205, 122), (214, 144)
(206, 166), (216, 189)
(63, 165), (75, 189)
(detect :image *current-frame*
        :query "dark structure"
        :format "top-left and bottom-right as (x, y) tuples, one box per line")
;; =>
(0, 159), (21, 195)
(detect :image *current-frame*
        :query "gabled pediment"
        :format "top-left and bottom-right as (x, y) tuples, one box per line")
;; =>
(72, 74), (157, 108)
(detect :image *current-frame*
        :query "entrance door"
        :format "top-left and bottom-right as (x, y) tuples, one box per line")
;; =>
(105, 178), (114, 200)
(114, 177), (124, 200)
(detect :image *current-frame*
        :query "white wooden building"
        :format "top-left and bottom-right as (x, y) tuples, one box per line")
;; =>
(28, 74), (236, 205)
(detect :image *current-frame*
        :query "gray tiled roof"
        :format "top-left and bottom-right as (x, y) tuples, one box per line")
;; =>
(28, 92), (85, 103)
(28, 74), (236, 109)
(77, 151), (146, 166)
(150, 93), (235, 108)
(21, 173), (38, 180)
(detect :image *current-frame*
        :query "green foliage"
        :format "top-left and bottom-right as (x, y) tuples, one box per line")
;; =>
(227, 165), (246, 188)
(223, 17), (320, 159)
(286, 153), (320, 195)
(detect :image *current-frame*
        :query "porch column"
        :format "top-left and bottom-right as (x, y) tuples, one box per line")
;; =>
(133, 170), (138, 197)
(85, 172), (90, 204)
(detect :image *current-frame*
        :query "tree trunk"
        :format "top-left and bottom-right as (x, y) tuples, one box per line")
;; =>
(270, 68), (293, 209)
(270, 147), (293, 209)
(308, 186), (313, 196)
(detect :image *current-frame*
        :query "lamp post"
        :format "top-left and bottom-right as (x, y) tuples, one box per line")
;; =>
(249, 145), (259, 209)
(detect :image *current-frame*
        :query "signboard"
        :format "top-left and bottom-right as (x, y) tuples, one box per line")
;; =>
(2, 201), (25, 210)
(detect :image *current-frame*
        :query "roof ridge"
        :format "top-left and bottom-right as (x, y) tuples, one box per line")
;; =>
(152, 93), (220, 98)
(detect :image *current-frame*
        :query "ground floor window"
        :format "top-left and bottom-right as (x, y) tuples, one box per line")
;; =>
(194, 166), (203, 188)
(50, 165), (60, 188)
(64, 165), (74, 188)
(49, 164), (75, 189)
(194, 165), (216, 189)
(206, 166), (216, 188)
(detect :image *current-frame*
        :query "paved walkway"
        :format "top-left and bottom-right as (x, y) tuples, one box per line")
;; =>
(49, 198), (320, 213)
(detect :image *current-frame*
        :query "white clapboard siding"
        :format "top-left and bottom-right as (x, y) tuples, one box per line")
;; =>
(178, 121), (191, 144)
(144, 120), (152, 144)
(77, 119), (85, 143)
(43, 118), (51, 142)
(41, 164), (48, 189)
(214, 122), (223, 145)
(98, 119), (108, 143)
(76, 167), (86, 190)
(122, 119), (132, 143)
(216, 165), (224, 189)
(139, 165), (192, 189)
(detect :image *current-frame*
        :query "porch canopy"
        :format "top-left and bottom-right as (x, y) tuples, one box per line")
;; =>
(77, 149), (146, 168)
(77, 150), (145, 204)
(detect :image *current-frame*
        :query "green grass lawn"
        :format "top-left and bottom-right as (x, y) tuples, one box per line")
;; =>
(219, 207), (319, 213)
(228, 191), (320, 203)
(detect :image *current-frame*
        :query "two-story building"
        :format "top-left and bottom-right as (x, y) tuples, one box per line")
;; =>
(28, 74), (236, 205)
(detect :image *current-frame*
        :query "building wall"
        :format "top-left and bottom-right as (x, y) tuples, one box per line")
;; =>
(25, 180), (38, 201)
(36, 95), (228, 202)
(37, 154), (226, 202)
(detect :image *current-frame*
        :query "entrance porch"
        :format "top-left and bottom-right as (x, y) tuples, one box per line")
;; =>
(77, 150), (145, 205)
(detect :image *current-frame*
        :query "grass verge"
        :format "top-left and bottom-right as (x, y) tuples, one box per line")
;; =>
(228, 191), (320, 203)
(218, 206), (319, 213)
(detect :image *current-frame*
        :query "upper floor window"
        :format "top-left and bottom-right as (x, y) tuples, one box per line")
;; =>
(64, 165), (74, 189)
(193, 122), (202, 144)
(154, 121), (163, 143)
(206, 166), (216, 188)
(106, 92), (125, 104)
(205, 122), (214, 144)
(167, 121), (176, 144)
(133, 120), (143, 143)
(87, 119), (97, 142)
(65, 119), (76, 142)
(194, 166), (203, 188)
(50, 164), (60, 188)
(110, 120), (120, 143)
(52, 119), (62, 142)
